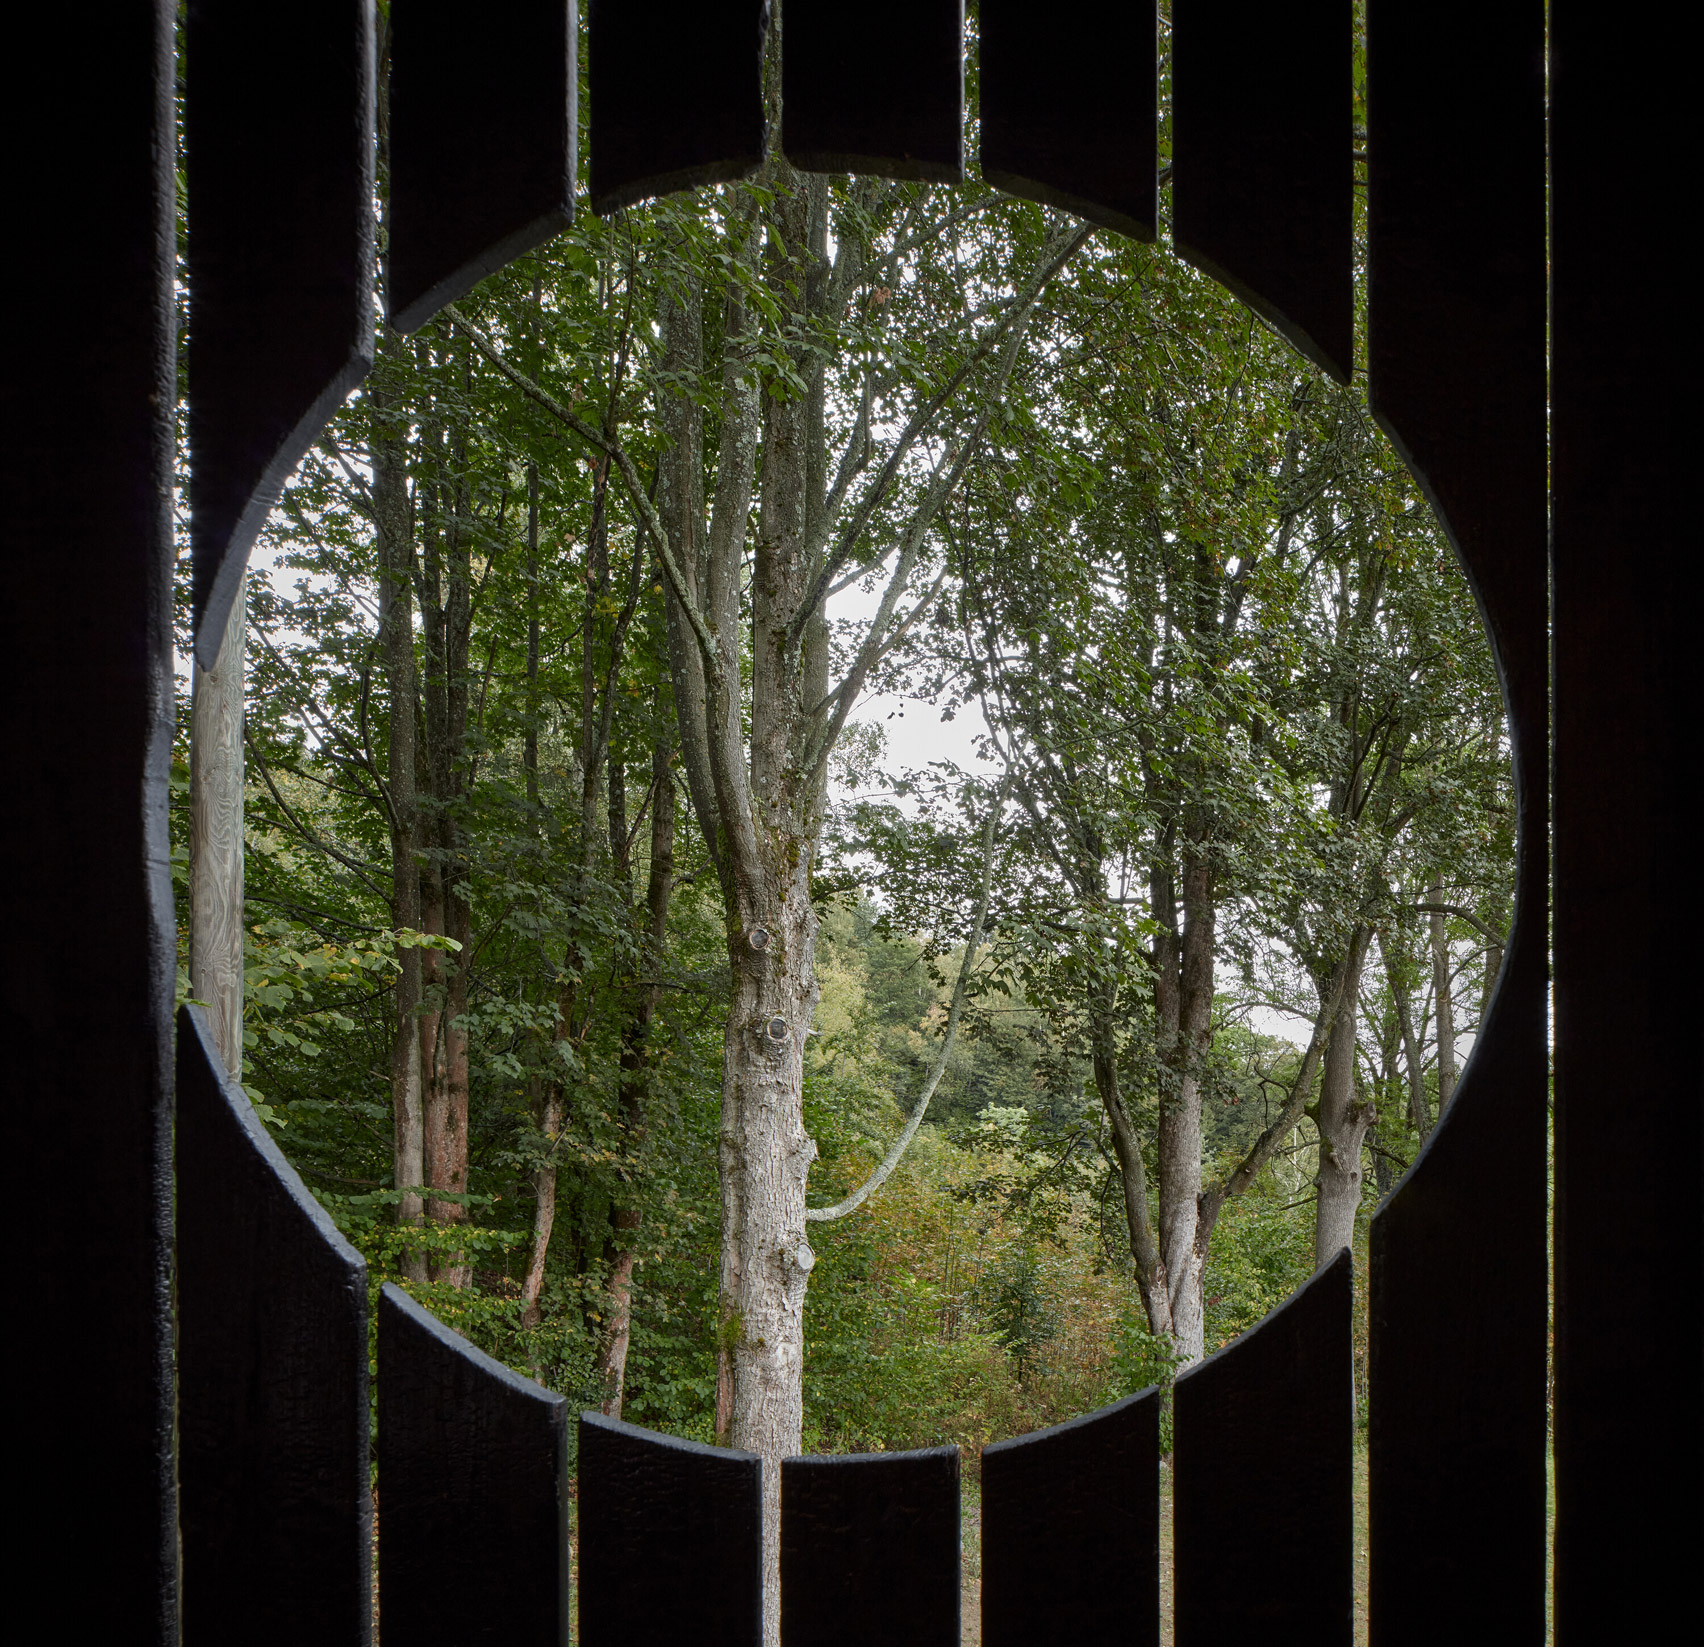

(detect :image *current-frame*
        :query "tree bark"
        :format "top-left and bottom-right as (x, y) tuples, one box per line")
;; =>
(374, 362), (428, 1282)
(595, 737), (676, 1413)
(1092, 990), (1173, 1341)
(1380, 926), (1433, 1144)
(1152, 837), (1216, 1364)
(419, 413), (474, 1286)
(1314, 925), (1375, 1266)
(712, 174), (826, 1647)
(1429, 872), (1458, 1115)
(190, 572), (246, 1080)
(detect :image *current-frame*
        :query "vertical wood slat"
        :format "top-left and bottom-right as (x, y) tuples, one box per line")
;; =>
(1365, 4), (1549, 1640)
(1171, 0), (1352, 383)
(981, 1389), (1160, 1647)
(783, 0), (963, 181)
(388, 0), (576, 334)
(1173, 1248), (1352, 1645)
(1550, 0), (1703, 1633)
(780, 1446), (960, 1647)
(6, 5), (178, 1638)
(378, 1286), (568, 1646)
(176, 1005), (372, 1647)
(578, 1413), (763, 1646)
(587, 0), (767, 214)
(979, 0), (1156, 242)
(185, 0), (376, 664)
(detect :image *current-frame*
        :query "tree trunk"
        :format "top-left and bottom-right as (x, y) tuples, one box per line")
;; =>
(595, 737), (676, 1413)
(1314, 926), (1375, 1266)
(418, 417), (474, 1286)
(190, 572), (246, 1080)
(718, 176), (827, 1647)
(520, 1081), (560, 1326)
(374, 363), (428, 1282)
(1153, 841), (1215, 1365)
(426, 895), (472, 1287)
(1429, 872), (1458, 1114)
(1091, 989), (1173, 1341)
(517, 462), (558, 1325)
(1380, 927), (1432, 1144)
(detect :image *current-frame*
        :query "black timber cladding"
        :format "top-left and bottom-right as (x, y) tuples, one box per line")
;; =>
(979, 0), (1157, 242)
(176, 1006), (372, 1647)
(588, 0), (767, 214)
(6, 4), (179, 1637)
(780, 1445), (961, 1647)
(184, 0), (375, 663)
(577, 1412), (763, 1646)
(378, 1286), (569, 1646)
(1550, 0), (1704, 1632)
(387, 0), (576, 334)
(981, 1388), (1160, 1647)
(1172, 0), (1353, 383)
(783, 0), (964, 181)
(1173, 1248), (1353, 1644)
(1365, 0), (1550, 1636)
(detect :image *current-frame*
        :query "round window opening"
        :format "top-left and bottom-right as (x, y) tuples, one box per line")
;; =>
(192, 18), (1515, 1516)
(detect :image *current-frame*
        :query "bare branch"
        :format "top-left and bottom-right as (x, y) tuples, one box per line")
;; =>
(789, 221), (1095, 646)
(807, 788), (1004, 1222)
(1199, 959), (1355, 1227)
(1409, 902), (1504, 944)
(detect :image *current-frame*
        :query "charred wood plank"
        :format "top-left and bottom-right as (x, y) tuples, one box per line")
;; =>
(780, 1445), (960, 1647)
(388, 0), (576, 333)
(177, 1005), (372, 1646)
(980, 0), (1156, 242)
(981, 1389), (1160, 1647)
(1550, 0), (1703, 1631)
(1173, 1248), (1352, 1644)
(783, 0), (963, 181)
(6, 4), (179, 1635)
(185, 0), (375, 662)
(378, 1285), (568, 1645)
(578, 1412), (763, 1645)
(1365, 4), (1549, 1638)
(588, 0), (767, 214)
(1172, 0), (1352, 382)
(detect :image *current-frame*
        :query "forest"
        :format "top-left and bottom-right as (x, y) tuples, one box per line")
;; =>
(174, 12), (1517, 1639)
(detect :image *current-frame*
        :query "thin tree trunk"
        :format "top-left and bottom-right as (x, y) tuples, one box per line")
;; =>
(727, 183), (821, 1647)
(520, 1081), (560, 1326)
(190, 572), (246, 1080)
(595, 738), (676, 1413)
(1380, 927), (1432, 1144)
(1314, 925), (1375, 1266)
(518, 461), (557, 1323)
(374, 364), (428, 1282)
(420, 420), (474, 1286)
(1430, 872), (1458, 1114)
(1154, 840), (1215, 1365)
(427, 898), (472, 1287)
(1092, 992), (1173, 1340)
(1480, 933), (1504, 1023)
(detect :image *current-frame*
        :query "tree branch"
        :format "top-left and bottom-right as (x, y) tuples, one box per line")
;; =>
(1409, 902), (1504, 944)
(443, 303), (721, 673)
(806, 789), (1004, 1222)
(1198, 958), (1354, 1228)
(788, 221), (1094, 648)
